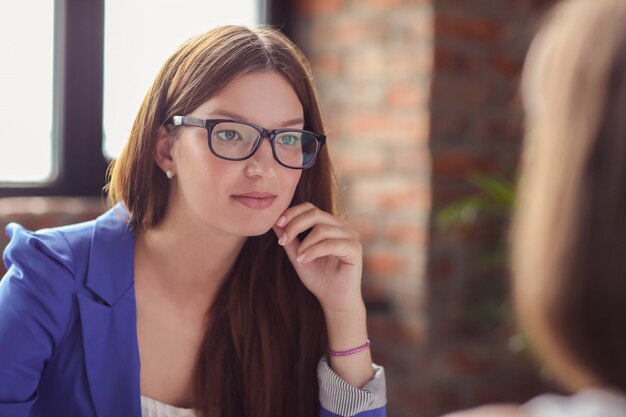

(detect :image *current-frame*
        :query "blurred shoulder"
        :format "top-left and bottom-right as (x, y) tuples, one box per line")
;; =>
(442, 404), (527, 417)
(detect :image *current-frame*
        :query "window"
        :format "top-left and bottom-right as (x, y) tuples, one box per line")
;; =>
(103, 0), (259, 159)
(0, 0), (291, 197)
(0, 2), (55, 184)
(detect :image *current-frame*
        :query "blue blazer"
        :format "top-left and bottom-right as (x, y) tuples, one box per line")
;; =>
(0, 206), (140, 417)
(0, 206), (385, 417)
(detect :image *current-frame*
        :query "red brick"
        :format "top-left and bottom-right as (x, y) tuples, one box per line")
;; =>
(435, 44), (482, 73)
(311, 54), (341, 78)
(344, 82), (388, 109)
(476, 113), (524, 144)
(344, 47), (387, 80)
(432, 187), (478, 210)
(430, 109), (470, 139)
(386, 82), (429, 108)
(350, 177), (431, 211)
(322, 116), (341, 140)
(381, 282), (428, 315)
(295, 0), (343, 17)
(489, 55), (522, 78)
(463, 218), (509, 242)
(305, 18), (387, 53)
(432, 256), (454, 281)
(384, 223), (427, 245)
(381, 187), (430, 210)
(333, 17), (388, 47)
(390, 388), (438, 415)
(356, 0), (412, 8)
(431, 78), (492, 109)
(344, 112), (429, 144)
(348, 214), (377, 241)
(391, 147), (431, 174)
(436, 14), (504, 43)
(432, 150), (497, 177)
(368, 315), (426, 345)
(364, 250), (407, 275)
(385, 47), (434, 77)
(445, 348), (493, 374)
(332, 149), (387, 175)
(362, 282), (387, 304)
(393, 8), (434, 41)
(345, 46), (433, 80)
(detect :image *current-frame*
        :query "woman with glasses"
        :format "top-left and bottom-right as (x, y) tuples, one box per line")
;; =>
(0, 26), (386, 417)
(443, 0), (626, 416)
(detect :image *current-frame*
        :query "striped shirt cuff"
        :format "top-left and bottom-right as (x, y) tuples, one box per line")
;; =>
(317, 356), (387, 417)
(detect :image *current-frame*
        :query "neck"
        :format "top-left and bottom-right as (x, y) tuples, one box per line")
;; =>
(134, 202), (246, 314)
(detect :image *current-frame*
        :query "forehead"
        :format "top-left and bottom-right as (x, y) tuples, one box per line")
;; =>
(193, 71), (304, 127)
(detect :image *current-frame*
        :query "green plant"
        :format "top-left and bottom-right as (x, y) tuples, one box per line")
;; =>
(436, 171), (516, 230)
(436, 171), (517, 333)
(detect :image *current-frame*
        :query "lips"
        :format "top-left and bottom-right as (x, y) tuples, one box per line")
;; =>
(231, 192), (277, 209)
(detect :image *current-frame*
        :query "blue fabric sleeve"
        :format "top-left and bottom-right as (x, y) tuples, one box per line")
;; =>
(0, 224), (76, 417)
(320, 407), (387, 417)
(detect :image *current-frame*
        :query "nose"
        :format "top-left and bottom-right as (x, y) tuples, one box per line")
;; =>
(244, 137), (276, 178)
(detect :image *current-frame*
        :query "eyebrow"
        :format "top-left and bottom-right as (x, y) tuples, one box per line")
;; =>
(211, 110), (305, 127)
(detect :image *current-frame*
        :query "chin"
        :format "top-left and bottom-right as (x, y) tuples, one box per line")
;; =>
(234, 222), (275, 238)
(243, 228), (272, 237)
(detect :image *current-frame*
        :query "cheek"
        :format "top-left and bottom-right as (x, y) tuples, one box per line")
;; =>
(177, 141), (232, 195)
(282, 171), (302, 199)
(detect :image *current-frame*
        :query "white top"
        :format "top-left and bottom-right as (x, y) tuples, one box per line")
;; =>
(523, 388), (626, 417)
(139, 356), (387, 417)
(141, 395), (197, 417)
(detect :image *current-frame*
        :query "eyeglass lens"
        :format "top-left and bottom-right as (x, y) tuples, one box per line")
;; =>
(210, 121), (319, 168)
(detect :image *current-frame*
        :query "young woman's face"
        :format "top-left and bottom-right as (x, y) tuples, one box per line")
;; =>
(168, 71), (304, 236)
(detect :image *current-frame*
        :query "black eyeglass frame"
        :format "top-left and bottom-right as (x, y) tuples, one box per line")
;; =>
(171, 116), (326, 170)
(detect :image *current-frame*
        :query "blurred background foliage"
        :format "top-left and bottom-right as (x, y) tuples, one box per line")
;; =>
(437, 171), (518, 333)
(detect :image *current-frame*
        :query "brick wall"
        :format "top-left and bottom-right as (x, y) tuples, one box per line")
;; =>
(294, 0), (556, 416)
(0, 198), (107, 274)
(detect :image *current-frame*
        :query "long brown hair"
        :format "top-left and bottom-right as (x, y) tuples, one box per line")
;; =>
(513, 0), (626, 392)
(107, 26), (334, 417)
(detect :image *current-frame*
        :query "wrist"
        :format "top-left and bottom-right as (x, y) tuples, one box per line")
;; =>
(323, 302), (369, 352)
(321, 297), (366, 318)
(328, 339), (371, 357)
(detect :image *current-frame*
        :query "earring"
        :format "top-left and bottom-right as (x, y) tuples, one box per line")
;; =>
(166, 170), (174, 179)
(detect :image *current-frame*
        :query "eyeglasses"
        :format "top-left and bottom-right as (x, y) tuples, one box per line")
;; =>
(171, 116), (326, 170)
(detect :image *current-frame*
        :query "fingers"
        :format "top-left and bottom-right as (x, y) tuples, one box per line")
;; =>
(275, 202), (345, 247)
(275, 202), (316, 228)
(274, 202), (360, 265)
(272, 224), (300, 263)
(297, 224), (358, 255)
(297, 238), (362, 266)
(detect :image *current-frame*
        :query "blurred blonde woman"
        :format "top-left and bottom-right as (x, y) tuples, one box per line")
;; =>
(444, 0), (626, 416)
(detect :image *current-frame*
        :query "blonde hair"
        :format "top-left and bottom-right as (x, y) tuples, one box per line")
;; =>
(513, 0), (626, 391)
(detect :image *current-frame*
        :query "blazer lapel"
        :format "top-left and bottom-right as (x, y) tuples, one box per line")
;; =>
(79, 205), (141, 417)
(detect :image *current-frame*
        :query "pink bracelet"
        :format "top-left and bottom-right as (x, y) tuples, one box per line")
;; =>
(328, 339), (371, 357)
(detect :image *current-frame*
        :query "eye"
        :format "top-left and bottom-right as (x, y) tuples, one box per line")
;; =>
(277, 134), (300, 146)
(215, 130), (240, 141)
